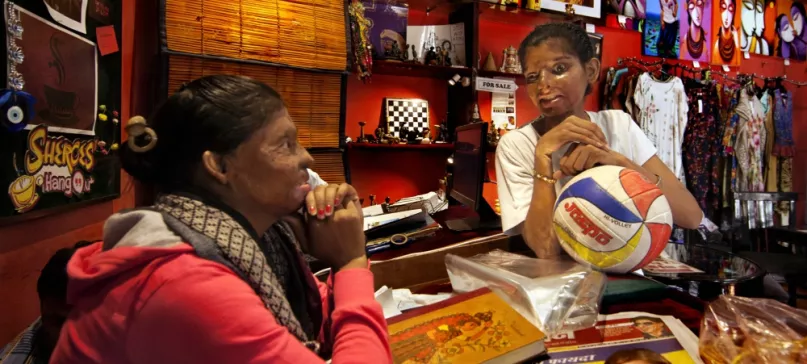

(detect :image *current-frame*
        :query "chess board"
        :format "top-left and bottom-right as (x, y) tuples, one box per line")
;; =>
(385, 98), (429, 139)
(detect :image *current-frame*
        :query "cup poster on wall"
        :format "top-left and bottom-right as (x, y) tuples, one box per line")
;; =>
(678, 0), (712, 62)
(362, 0), (408, 61)
(740, 0), (776, 56)
(711, 0), (743, 65)
(491, 91), (516, 130)
(775, 0), (806, 60)
(43, 0), (88, 34)
(406, 23), (466, 66)
(643, 0), (682, 58)
(1, 1), (121, 221)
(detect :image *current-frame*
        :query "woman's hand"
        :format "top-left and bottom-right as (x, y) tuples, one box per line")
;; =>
(535, 115), (608, 157)
(553, 143), (628, 180)
(304, 184), (367, 270)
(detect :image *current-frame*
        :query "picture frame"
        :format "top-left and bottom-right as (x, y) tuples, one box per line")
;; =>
(588, 33), (604, 60)
(541, 0), (603, 19)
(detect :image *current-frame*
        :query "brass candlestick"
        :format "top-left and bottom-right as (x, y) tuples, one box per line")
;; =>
(358, 121), (367, 143)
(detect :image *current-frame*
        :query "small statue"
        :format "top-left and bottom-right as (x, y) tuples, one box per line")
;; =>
(471, 103), (484, 123)
(369, 194), (376, 206)
(425, 47), (438, 66)
(390, 40), (402, 60)
(411, 45), (419, 63)
(500, 45), (522, 74)
(384, 133), (401, 144)
(421, 128), (432, 144)
(435, 46), (444, 66)
(441, 47), (451, 67)
(402, 43), (410, 61)
(483, 52), (498, 72)
(374, 127), (385, 143)
(385, 196), (391, 205)
(406, 127), (420, 143)
(487, 126), (501, 147)
(434, 121), (450, 143)
(357, 121), (368, 143)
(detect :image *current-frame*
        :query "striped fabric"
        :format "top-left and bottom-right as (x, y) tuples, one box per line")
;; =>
(0, 318), (43, 364)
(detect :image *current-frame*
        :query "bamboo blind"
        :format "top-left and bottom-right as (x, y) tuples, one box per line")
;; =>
(167, 54), (342, 148)
(164, 0), (347, 71)
(309, 151), (346, 184)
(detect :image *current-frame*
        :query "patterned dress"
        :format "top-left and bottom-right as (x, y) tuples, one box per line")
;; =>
(733, 92), (766, 192)
(682, 81), (722, 215)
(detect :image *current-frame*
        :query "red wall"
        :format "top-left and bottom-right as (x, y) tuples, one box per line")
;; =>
(0, 0), (156, 344)
(346, 8), (806, 223)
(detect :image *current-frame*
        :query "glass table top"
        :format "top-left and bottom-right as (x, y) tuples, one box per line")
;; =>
(642, 244), (765, 284)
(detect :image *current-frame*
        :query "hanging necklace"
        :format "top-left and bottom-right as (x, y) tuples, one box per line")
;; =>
(719, 28), (735, 62)
(687, 26), (704, 58)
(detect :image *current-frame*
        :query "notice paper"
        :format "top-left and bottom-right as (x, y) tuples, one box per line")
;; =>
(491, 91), (516, 130)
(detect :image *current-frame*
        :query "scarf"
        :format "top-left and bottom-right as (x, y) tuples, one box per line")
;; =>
(153, 193), (328, 356)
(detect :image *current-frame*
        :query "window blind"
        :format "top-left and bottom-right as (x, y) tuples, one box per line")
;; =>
(167, 54), (342, 148)
(164, 0), (347, 71)
(309, 151), (346, 184)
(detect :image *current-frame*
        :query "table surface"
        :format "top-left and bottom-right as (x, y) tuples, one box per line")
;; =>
(644, 244), (765, 284)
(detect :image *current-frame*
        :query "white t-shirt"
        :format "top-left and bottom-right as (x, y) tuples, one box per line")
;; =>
(495, 110), (658, 235)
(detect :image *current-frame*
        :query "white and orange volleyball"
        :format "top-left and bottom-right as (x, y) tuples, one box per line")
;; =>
(553, 165), (673, 274)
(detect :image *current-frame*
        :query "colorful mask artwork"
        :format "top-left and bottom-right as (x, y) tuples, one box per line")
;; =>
(774, 0), (807, 60)
(644, 0), (682, 58)
(741, 0), (774, 55)
(679, 0), (713, 61)
(711, 0), (743, 65)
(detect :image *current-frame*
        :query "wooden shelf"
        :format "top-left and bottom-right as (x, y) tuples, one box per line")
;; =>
(347, 142), (455, 150)
(477, 69), (526, 85)
(372, 60), (471, 79)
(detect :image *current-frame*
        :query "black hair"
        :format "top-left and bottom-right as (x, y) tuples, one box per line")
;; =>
(37, 241), (93, 301)
(518, 22), (596, 95)
(518, 22), (595, 71)
(120, 75), (286, 191)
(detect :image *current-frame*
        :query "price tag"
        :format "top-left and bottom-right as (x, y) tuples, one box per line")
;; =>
(586, 23), (595, 33)
(744, 51), (751, 59)
(617, 15), (628, 27)
(784, 59), (791, 66)
(693, 61), (701, 68)
(698, 99), (703, 113)
(722, 65), (730, 72)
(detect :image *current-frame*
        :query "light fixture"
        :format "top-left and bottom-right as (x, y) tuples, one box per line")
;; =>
(448, 74), (461, 86)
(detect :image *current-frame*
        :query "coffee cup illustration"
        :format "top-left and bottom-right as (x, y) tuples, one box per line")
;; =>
(40, 84), (79, 126)
(8, 174), (39, 213)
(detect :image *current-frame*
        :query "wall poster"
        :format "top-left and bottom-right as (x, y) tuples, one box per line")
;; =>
(644, 0), (682, 58)
(740, 0), (776, 55)
(1, 0), (121, 222)
(678, 0), (712, 62)
(774, 0), (806, 60)
(710, 0), (743, 65)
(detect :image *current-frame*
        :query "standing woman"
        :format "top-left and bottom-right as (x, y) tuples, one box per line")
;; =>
(495, 23), (702, 258)
(51, 76), (392, 363)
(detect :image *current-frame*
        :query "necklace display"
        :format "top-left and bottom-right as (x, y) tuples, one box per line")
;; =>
(719, 28), (736, 62)
(687, 27), (704, 58)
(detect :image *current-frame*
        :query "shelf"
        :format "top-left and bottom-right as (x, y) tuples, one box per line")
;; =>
(478, 69), (526, 85)
(347, 142), (455, 150)
(372, 60), (471, 79)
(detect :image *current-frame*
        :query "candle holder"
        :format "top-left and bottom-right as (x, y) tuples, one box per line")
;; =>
(357, 121), (368, 143)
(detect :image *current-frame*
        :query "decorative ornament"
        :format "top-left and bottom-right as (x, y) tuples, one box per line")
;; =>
(112, 110), (118, 117)
(357, 121), (368, 143)
(472, 103), (484, 123)
(110, 143), (119, 151)
(112, 118), (119, 124)
(1, 2), (35, 133)
(500, 45), (522, 74)
(99, 105), (107, 113)
(348, 0), (373, 82)
(483, 52), (498, 72)
(98, 113), (108, 121)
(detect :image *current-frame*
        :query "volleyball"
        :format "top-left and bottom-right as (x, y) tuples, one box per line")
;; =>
(552, 165), (673, 274)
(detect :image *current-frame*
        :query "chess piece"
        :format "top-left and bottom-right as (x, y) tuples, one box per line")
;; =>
(471, 103), (484, 123)
(369, 194), (376, 206)
(374, 127), (385, 143)
(357, 121), (367, 143)
(411, 45), (419, 63)
(483, 52), (498, 72)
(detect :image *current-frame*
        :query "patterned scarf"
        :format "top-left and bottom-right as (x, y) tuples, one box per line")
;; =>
(153, 194), (327, 355)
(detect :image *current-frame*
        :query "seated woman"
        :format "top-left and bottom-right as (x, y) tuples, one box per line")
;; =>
(51, 75), (392, 363)
(496, 23), (702, 258)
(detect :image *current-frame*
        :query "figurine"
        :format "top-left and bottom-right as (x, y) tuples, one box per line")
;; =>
(348, 0), (373, 81)
(406, 127), (420, 143)
(441, 46), (452, 67)
(500, 45), (522, 74)
(471, 103), (484, 123)
(420, 128), (432, 144)
(424, 47), (438, 66)
(357, 121), (368, 143)
(487, 126), (501, 147)
(389, 40), (402, 60)
(434, 121), (450, 143)
(369, 194), (376, 206)
(345, 136), (353, 143)
(402, 43), (410, 62)
(374, 127), (385, 143)
(483, 52), (498, 71)
(411, 45), (419, 64)
(385, 196), (391, 205)
(435, 46), (444, 66)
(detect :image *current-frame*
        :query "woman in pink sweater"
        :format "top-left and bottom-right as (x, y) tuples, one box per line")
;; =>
(51, 75), (392, 363)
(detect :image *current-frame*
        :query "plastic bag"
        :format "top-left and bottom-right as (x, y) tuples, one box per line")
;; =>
(445, 249), (607, 335)
(699, 295), (807, 363)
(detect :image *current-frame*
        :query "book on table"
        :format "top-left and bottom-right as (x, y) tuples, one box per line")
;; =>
(386, 288), (547, 364)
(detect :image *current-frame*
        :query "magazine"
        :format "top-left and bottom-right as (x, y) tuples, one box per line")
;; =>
(540, 312), (702, 364)
(642, 256), (704, 274)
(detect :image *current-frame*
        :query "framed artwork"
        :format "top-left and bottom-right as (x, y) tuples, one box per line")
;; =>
(362, 0), (408, 61)
(741, 0), (776, 55)
(1, 1), (121, 222)
(542, 0), (603, 19)
(711, 0), (743, 65)
(589, 33), (604, 60)
(609, 0), (647, 18)
(643, 0), (682, 58)
(679, 0), (712, 62)
(774, 0), (806, 60)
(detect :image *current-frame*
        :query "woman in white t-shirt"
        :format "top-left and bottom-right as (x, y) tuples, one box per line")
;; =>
(495, 23), (702, 258)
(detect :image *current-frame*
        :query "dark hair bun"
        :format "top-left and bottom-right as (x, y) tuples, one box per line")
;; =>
(119, 139), (159, 184)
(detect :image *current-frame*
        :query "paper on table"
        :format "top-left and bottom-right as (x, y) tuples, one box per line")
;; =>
(375, 286), (403, 318)
(362, 204), (385, 217)
(364, 209), (421, 231)
(392, 289), (454, 312)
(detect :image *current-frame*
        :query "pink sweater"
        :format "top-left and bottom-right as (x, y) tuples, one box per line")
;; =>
(51, 243), (392, 363)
